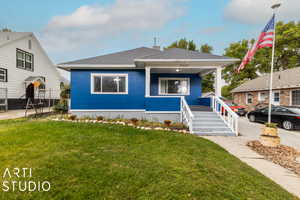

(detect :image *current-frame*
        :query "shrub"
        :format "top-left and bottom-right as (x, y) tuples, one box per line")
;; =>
(170, 122), (187, 130)
(53, 99), (68, 113)
(96, 116), (104, 121)
(68, 115), (77, 120)
(164, 120), (172, 127)
(130, 118), (139, 125)
(265, 123), (277, 128)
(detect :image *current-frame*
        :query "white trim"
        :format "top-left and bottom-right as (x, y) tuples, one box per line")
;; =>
(246, 93), (253, 104)
(290, 89), (300, 106)
(158, 77), (190, 96)
(145, 67), (151, 97)
(70, 109), (145, 112)
(272, 91), (280, 105)
(145, 96), (182, 98)
(90, 73), (128, 94)
(215, 68), (222, 97)
(145, 111), (181, 114)
(134, 59), (240, 62)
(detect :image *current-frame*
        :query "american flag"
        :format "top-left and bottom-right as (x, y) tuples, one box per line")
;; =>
(237, 15), (275, 73)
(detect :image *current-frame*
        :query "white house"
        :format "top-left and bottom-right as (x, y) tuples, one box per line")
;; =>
(0, 32), (61, 110)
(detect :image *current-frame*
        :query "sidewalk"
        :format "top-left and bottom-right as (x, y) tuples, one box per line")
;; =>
(202, 135), (300, 198)
(0, 109), (36, 120)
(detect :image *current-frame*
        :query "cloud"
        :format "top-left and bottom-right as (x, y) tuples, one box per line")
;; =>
(224, 0), (300, 24)
(40, 0), (186, 54)
(199, 26), (225, 35)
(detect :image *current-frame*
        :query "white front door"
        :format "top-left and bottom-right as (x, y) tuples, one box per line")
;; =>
(272, 91), (280, 105)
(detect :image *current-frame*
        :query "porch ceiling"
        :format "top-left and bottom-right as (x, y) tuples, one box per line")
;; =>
(150, 68), (214, 74)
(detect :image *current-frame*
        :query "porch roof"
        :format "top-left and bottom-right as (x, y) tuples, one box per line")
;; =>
(58, 47), (239, 71)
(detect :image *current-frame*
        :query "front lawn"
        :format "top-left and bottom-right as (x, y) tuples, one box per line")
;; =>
(0, 119), (297, 200)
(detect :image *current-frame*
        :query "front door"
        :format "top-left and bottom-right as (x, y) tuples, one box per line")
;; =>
(26, 83), (35, 100)
(272, 91), (280, 105)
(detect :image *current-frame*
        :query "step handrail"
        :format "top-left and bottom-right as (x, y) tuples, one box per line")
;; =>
(181, 96), (194, 133)
(211, 96), (239, 136)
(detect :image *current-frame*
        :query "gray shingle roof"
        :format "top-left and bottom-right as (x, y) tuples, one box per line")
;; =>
(138, 48), (233, 60)
(231, 67), (300, 93)
(60, 47), (237, 66)
(60, 47), (161, 65)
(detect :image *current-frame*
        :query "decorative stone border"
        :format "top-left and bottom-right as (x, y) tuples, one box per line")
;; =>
(51, 118), (190, 134)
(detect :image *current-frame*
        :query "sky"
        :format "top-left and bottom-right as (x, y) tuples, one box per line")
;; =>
(1, 0), (299, 65)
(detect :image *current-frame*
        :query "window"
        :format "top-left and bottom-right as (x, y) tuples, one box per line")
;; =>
(0, 68), (7, 82)
(272, 91), (280, 105)
(292, 90), (300, 106)
(91, 74), (128, 94)
(159, 78), (190, 95)
(246, 93), (253, 104)
(16, 49), (34, 71)
(259, 92), (268, 101)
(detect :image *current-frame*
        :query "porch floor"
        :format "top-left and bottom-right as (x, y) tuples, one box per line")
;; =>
(190, 105), (212, 112)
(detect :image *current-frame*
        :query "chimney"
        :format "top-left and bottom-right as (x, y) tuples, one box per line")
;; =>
(152, 37), (160, 50)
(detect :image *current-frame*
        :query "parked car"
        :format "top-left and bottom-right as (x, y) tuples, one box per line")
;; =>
(247, 106), (300, 130)
(226, 102), (248, 116)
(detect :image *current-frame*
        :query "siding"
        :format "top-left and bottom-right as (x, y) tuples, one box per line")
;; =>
(71, 69), (146, 109)
(0, 35), (61, 99)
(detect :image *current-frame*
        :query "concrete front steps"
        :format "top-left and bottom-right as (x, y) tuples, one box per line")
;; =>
(191, 111), (235, 136)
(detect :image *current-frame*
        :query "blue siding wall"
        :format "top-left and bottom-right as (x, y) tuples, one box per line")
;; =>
(71, 69), (145, 109)
(145, 97), (181, 111)
(150, 73), (202, 105)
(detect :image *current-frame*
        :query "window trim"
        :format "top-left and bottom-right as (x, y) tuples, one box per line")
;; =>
(16, 48), (34, 71)
(158, 77), (190, 96)
(246, 93), (253, 104)
(0, 68), (7, 82)
(290, 89), (300, 106)
(258, 91), (268, 101)
(272, 91), (280, 105)
(90, 73), (128, 94)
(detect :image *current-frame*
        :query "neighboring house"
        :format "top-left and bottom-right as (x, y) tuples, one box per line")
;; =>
(0, 32), (61, 109)
(232, 67), (300, 111)
(58, 47), (240, 135)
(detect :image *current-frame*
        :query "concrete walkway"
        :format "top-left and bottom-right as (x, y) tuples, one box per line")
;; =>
(202, 134), (300, 198)
(0, 109), (36, 120)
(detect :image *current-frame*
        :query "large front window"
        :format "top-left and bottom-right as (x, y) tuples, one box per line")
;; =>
(159, 78), (190, 95)
(91, 74), (128, 94)
(292, 90), (300, 106)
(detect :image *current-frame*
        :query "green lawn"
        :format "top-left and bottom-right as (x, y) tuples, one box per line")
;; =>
(0, 119), (297, 200)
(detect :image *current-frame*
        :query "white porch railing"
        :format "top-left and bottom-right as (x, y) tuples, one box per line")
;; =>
(181, 96), (194, 133)
(211, 96), (239, 136)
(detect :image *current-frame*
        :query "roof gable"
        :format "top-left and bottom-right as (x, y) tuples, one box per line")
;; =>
(0, 32), (32, 47)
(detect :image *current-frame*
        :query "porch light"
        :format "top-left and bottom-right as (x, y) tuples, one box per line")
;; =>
(176, 69), (181, 72)
(113, 77), (121, 82)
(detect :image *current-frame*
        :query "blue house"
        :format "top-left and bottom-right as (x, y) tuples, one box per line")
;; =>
(59, 47), (240, 136)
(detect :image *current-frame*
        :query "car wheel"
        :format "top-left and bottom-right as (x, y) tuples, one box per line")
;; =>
(282, 120), (294, 130)
(249, 115), (256, 122)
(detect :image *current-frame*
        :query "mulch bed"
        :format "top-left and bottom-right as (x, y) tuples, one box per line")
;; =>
(247, 140), (300, 176)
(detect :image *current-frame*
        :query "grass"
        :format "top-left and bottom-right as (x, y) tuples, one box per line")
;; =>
(0, 119), (298, 200)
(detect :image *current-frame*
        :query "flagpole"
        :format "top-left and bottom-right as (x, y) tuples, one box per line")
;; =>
(268, 3), (281, 124)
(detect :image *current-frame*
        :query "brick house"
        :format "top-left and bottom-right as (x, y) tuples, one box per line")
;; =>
(232, 67), (300, 111)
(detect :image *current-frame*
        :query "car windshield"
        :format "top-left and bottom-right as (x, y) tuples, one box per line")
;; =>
(287, 107), (300, 114)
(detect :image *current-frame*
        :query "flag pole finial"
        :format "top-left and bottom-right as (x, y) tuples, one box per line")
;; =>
(271, 3), (281, 9)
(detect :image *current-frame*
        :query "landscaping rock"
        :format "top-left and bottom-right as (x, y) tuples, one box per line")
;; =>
(247, 140), (300, 176)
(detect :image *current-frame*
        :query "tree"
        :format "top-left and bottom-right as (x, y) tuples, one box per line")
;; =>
(223, 21), (300, 92)
(200, 44), (213, 53)
(0, 28), (12, 32)
(166, 38), (197, 51)
(200, 44), (215, 93)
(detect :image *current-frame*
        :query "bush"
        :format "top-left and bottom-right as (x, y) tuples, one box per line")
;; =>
(53, 100), (68, 113)
(96, 116), (104, 121)
(164, 120), (172, 127)
(170, 122), (187, 130)
(68, 115), (77, 120)
(265, 123), (277, 128)
(130, 118), (139, 125)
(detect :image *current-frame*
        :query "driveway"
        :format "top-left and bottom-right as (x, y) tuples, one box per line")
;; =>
(239, 117), (300, 151)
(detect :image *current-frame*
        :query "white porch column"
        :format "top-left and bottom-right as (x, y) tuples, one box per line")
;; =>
(215, 67), (222, 97)
(145, 67), (151, 97)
